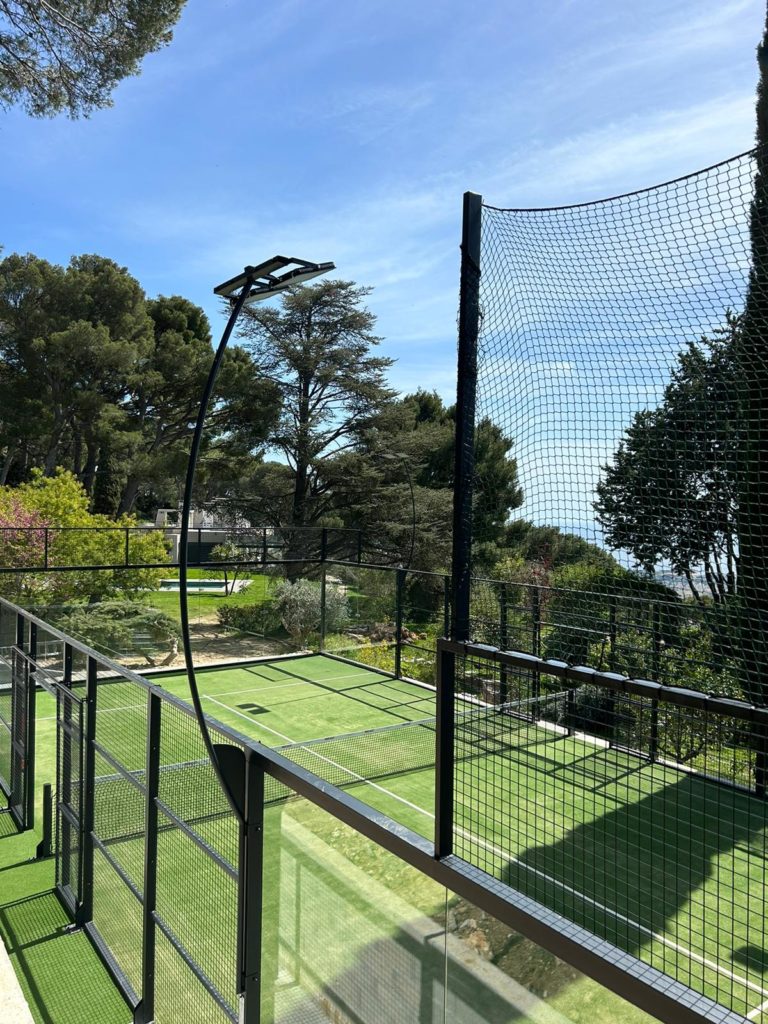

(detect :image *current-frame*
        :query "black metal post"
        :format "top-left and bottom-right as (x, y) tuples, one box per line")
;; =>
(320, 564), (327, 652)
(531, 586), (542, 710)
(262, 529), (268, 566)
(395, 568), (406, 679)
(450, 191), (482, 643)
(77, 656), (98, 927)
(650, 603), (661, 762)
(435, 644), (456, 857)
(499, 584), (509, 705)
(240, 751), (265, 1024)
(607, 595), (617, 747)
(60, 643), (73, 892)
(137, 692), (161, 1024)
(25, 621), (37, 829)
(35, 783), (53, 859)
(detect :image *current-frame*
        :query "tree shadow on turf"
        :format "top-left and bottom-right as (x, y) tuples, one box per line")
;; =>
(503, 767), (768, 1009)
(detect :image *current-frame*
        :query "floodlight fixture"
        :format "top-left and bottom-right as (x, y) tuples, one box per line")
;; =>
(214, 255), (336, 305)
(178, 254), (334, 830)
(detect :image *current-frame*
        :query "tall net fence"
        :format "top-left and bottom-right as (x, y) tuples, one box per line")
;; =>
(466, 149), (768, 710)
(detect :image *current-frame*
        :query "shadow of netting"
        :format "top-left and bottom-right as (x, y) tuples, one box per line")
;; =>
(501, 768), (768, 1012)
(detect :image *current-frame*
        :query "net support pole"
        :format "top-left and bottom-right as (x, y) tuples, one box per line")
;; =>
(451, 191), (482, 643)
(137, 692), (161, 1024)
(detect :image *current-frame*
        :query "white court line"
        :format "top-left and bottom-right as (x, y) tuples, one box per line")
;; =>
(748, 995), (768, 1020)
(38, 702), (146, 722)
(208, 670), (378, 699)
(204, 692), (768, 1006)
(202, 696), (431, 820)
(36, 668), (390, 719)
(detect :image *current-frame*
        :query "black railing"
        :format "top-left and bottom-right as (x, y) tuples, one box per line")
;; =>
(0, 595), (761, 1024)
(0, 525), (367, 572)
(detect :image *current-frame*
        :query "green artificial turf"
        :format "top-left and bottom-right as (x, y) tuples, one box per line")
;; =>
(146, 655), (768, 1021)
(9, 652), (766, 1023)
(0, 693), (131, 1024)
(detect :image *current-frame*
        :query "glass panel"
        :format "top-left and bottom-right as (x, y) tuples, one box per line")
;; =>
(262, 795), (448, 1024)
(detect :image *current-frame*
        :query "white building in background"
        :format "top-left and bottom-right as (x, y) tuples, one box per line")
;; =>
(154, 507), (264, 562)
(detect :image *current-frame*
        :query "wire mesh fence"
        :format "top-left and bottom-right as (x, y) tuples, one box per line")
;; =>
(1, 593), (758, 1024)
(457, 149), (768, 714)
(443, 638), (768, 1020)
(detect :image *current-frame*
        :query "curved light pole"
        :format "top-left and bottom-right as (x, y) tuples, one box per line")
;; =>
(179, 256), (334, 822)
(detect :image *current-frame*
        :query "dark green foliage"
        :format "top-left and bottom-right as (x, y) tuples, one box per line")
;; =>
(92, 437), (124, 516)
(595, 316), (740, 606)
(504, 521), (616, 571)
(58, 600), (181, 665)
(0, 268), (279, 512)
(216, 601), (282, 638)
(0, 1), (186, 118)
(542, 562), (677, 667)
(235, 281), (394, 541)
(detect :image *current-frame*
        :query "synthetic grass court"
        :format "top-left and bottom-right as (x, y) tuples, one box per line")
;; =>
(142, 653), (768, 1023)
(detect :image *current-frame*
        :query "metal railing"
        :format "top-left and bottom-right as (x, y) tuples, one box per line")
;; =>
(0, 594), (758, 1024)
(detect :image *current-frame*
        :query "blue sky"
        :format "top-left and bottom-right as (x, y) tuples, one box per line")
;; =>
(0, 0), (763, 404)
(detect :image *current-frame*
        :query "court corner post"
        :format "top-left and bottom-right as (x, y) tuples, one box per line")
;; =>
(451, 190), (482, 644)
(434, 639), (456, 858)
(239, 748), (265, 1024)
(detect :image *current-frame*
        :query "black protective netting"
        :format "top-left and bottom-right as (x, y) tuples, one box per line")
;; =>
(469, 149), (768, 710)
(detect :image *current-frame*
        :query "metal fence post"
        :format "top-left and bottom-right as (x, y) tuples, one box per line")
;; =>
(137, 692), (161, 1024)
(320, 564), (327, 652)
(435, 643), (455, 858)
(650, 603), (661, 762)
(395, 569), (406, 679)
(451, 191), (482, 642)
(25, 621), (37, 829)
(240, 751), (265, 1024)
(531, 586), (542, 708)
(607, 595), (618, 748)
(76, 656), (98, 927)
(60, 643), (74, 893)
(262, 528), (268, 566)
(499, 584), (509, 705)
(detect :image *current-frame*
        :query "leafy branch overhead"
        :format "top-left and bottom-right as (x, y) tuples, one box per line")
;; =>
(0, 0), (185, 117)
